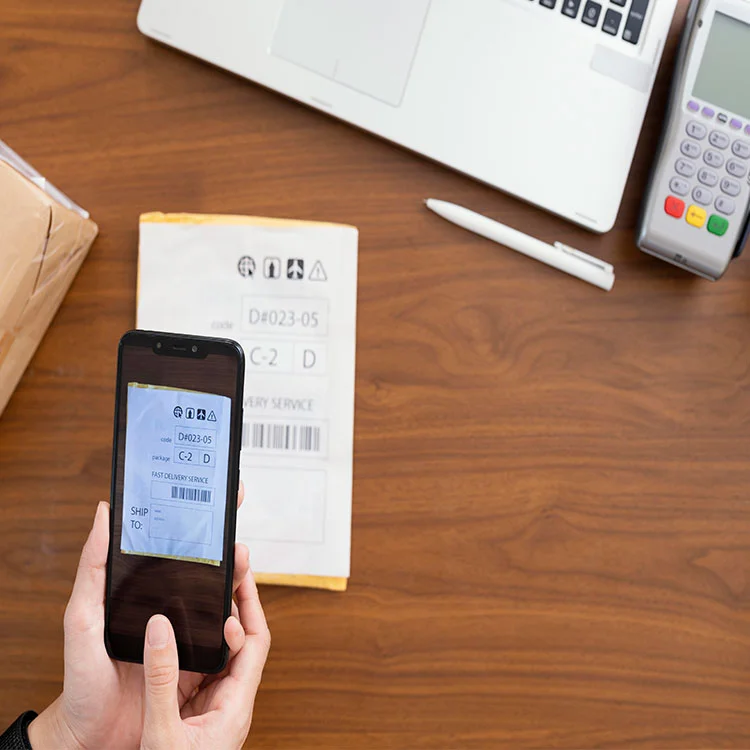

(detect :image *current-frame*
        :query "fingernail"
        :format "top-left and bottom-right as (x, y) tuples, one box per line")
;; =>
(147, 615), (170, 648)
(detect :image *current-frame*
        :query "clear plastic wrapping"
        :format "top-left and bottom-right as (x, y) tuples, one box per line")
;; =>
(0, 140), (98, 417)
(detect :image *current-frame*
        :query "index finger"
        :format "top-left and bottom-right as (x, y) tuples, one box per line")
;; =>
(237, 480), (245, 511)
(232, 543), (249, 595)
(223, 571), (271, 697)
(236, 568), (269, 640)
(66, 502), (110, 627)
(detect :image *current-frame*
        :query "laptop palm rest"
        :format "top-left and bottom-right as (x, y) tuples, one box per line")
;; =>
(271, 0), (432, 107)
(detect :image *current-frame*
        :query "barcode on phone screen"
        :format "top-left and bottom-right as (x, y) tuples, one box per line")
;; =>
(243, 423), (321, 452)
(170, 486), (212, 503)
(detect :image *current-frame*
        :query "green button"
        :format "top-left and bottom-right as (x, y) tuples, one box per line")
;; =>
(708, 214), (729, 236)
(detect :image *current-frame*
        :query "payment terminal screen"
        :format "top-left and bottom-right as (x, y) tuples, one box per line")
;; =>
(693, 12), (750, 121)
(121, 383), (232, 566)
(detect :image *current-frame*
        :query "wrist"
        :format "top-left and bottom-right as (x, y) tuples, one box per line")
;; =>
(27, 697), (80, 750)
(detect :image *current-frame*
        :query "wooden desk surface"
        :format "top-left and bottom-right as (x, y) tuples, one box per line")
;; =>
(3, 1), (750, 747)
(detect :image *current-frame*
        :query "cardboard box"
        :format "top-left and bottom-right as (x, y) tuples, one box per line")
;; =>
(0, 142), (98, 417)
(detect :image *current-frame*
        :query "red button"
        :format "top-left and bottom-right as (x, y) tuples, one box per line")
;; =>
(665, 195), (685, 218)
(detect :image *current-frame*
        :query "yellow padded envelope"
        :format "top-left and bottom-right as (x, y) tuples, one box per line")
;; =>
(138, 212), (353, 593)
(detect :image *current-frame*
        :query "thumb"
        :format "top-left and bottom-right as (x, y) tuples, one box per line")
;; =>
(141, 615), (182, 748)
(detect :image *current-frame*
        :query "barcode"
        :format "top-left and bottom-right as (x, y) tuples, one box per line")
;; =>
(243, 422), (321, 452)
(170, 485), (212, 503)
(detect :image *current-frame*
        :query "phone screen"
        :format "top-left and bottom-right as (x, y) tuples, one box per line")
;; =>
(106, 331), (244, 673)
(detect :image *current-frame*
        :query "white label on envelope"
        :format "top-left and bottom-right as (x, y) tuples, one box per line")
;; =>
(137, 219), (357, 579)
(121, 383), (232, 566)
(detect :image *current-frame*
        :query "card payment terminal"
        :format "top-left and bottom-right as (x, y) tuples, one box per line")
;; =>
(637, 0), (750, 279)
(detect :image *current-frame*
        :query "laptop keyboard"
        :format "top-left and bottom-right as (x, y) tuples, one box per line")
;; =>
(535, 0), (650, 44)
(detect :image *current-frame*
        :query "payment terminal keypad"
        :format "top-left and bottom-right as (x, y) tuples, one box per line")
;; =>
(663, 104), (750, 237)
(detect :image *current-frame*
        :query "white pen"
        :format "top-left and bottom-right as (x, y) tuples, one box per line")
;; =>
(425, 199), (615, 292)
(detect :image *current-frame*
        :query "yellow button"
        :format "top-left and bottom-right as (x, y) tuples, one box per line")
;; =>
(686, 205), (707, 228)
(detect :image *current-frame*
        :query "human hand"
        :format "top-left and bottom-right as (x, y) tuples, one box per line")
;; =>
(28, 483), (268, 750)
(138, 571), (270, 749)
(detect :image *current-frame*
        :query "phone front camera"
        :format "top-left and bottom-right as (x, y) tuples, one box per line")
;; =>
(155, 342), (162, 350)
(192, 345), (198, 353)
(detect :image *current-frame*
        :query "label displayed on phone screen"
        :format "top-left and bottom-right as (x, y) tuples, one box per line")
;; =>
(121, 383), (232, 566)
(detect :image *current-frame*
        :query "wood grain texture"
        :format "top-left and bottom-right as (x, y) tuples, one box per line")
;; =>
(3, 1), (750, 747)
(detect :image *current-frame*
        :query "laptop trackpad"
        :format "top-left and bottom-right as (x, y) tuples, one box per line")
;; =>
(271, 0), (431, 107)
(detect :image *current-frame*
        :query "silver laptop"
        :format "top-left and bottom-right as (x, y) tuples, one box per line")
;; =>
(137, 0), (678, 232)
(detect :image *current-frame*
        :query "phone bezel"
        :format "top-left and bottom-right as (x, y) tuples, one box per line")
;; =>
(104, 329), (245, 674)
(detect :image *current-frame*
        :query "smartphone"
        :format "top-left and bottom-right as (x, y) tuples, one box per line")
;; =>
(105, 330), (245, 673)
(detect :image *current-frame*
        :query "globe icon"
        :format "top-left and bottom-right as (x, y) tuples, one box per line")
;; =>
(237, 256), (256, 278)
